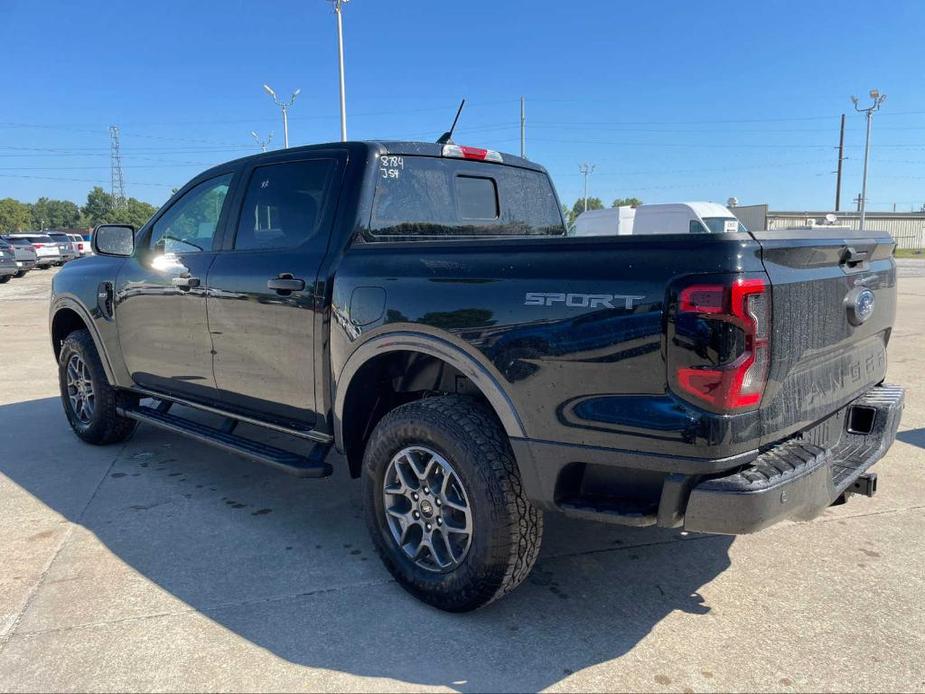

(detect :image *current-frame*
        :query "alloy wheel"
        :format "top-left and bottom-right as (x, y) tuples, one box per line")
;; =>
(382, 445), (473, 572)
(66, 353), (95, 424)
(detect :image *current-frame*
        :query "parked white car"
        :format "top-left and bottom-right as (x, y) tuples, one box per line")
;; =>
(8, 234), (62, 268)
(67, 233), (92, 256)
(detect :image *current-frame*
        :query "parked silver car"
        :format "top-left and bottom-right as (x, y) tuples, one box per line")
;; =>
(0, 236), (38, 276)
(0, 240), (17, 283)
(8, 234), (61, 268)
(46, 231), (78, 263)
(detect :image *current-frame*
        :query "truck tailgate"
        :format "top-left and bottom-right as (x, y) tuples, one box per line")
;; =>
(752, 229), (897, 445)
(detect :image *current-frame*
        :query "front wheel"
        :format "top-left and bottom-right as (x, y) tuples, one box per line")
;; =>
(58, 329), (138, 445)
(362, 395), (543, 612)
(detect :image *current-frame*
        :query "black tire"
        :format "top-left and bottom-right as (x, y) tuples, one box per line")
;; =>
(14, 270), (27, 278)
(0, 275), (10, 283)
(362, 395), (543, 612)
(58, 329), (138, 445)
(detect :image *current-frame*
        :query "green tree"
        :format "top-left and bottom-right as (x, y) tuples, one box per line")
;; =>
(612, 197), (643, 208)
(111, 198), (158, 229)
(81, 187), (113, 227)
(0, 198), (32, 233)
(567, 197), (604, 224)
(31, 197), (81, 229)
(80, 187), (158, 229)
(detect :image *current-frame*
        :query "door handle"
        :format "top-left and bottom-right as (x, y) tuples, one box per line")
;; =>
(172, 276), (201, 290)
(267, 274), (306, 293)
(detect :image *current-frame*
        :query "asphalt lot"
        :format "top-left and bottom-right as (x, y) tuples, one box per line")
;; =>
(0, 262), (923, 693)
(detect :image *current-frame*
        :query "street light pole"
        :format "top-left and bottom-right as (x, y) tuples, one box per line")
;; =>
(251, 130), (273, 152)
(263, 84), (301, 148)
(579, 162), (595, 212)
(851, 89), (886, 231)
(330, 0), (349, 142)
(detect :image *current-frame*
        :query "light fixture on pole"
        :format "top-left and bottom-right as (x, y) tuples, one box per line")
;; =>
(251, 130), (273, 152)
(328, 0), (350, 142)
(263, 84), (301, 148)
(851, 88), (886, 231)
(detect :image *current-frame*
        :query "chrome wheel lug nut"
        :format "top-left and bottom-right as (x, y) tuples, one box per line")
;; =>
(423, 486), (430, 494)
(426, 523), (432, 531)
(411, 492), (419, 501)
(435, 499), (442, 507)
(437, 517), (443, 525)
(412, 511), (420, 520)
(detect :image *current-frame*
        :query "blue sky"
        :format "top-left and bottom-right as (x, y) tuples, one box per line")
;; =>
(2, 0), (924, 212)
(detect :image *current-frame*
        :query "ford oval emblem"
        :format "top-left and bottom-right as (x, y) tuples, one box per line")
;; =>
(846, 286), (876, 326)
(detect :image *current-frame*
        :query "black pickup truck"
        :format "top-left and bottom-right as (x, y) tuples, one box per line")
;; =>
(50, 141), (904, 611)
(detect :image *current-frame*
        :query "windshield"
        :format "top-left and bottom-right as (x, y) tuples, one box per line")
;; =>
(702, 217), (748, 233)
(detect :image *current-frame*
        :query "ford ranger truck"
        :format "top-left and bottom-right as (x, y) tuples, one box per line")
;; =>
(49, 141), (904, 612)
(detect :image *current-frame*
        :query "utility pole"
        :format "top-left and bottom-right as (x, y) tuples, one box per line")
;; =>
(579, 163), (595, 212)
(251, 130), (273, 152)
(851, 89), (887, 230)
(329, 0), (349, 142)
(520, 96), (526, 158)
(854, 194), (863, 212)
(109, 125), (126, 208)
(263, 84), (301, 148)
(835, 113), (845, 211)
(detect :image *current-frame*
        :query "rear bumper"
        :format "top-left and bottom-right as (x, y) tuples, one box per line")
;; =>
(684, 384), (904, 534)
(513, 384), (904, 532)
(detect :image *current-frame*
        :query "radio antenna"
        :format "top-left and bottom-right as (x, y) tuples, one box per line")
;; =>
(436, 99), (466, 144)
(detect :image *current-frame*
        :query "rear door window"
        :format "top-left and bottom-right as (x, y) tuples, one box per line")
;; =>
(370, 156), (565, 239)
(233, 159), (337, 251)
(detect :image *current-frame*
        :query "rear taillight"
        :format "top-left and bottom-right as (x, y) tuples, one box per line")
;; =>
(33, 243), (44, 248)
(442, 144), (504, 163)
(672, 277), (770, 411)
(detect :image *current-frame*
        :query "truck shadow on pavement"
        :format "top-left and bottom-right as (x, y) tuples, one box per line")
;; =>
(896, 427), (925, 450)
(1, 397), (733, 692)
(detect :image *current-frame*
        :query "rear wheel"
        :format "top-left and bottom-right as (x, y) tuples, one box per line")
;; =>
(58, 329), (137, 445)
(0, 276), (10, 284)
(362, 395), (543, 612)
(14, 270), (27, 278)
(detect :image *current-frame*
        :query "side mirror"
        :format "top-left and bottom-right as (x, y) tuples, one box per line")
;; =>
(92, 224), (135, 257)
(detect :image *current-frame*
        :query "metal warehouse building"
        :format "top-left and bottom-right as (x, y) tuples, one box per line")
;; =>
(733, 204), (925, 249)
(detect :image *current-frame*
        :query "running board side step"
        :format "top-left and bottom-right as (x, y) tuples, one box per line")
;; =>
(118, 404), (332, 478)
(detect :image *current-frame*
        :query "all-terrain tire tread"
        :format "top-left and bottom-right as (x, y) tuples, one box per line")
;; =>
(363, 394), (542, 611)
(59, 329), (137, 445)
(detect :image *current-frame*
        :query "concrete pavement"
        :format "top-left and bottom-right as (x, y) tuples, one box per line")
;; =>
(0, 267), (922, 692)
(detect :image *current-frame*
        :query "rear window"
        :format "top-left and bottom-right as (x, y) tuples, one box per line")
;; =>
(370, 156), (565, 239)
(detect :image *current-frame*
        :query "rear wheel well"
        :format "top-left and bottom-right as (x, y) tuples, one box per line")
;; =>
(51, 308), (89, 359)
(340, 351), (495, 478)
